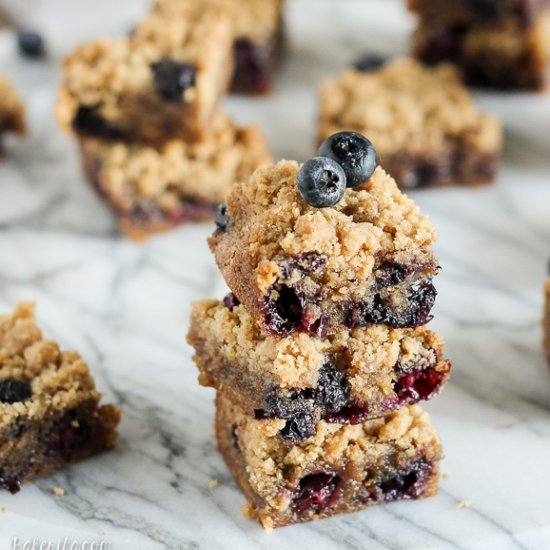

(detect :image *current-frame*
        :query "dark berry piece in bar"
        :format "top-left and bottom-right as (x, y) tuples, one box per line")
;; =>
(223, 292), (240, 311)
(297, 157), (346, 208)
(293, 473), (341, 513)
(353, 53), (386, 73)
(18, 31), (45, 59)
(151, 59), (197, 102)
(0, 378), (32, 404)
(318, 132), (378, 188)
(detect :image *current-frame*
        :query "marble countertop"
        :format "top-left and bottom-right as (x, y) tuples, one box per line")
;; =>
(1, 1), (550, 548)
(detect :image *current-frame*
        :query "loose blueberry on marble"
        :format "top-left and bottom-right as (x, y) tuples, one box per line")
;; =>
(215, 203), (230, 232)
(150, 59), (197, 101)
(0, 378), (32, 404)
(18, 31), (45, 59)
(353, 53), (386, 73)
(318, 132), (378, 188)
(297, 157), (347, 208)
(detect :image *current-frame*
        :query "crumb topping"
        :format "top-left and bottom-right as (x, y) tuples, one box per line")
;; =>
(81, 113), (271, 208)
(151, 0), (284, 43)
(211, 160), (437, 295)
(318, 59), (502, 155)
(0, 303), (102, 425)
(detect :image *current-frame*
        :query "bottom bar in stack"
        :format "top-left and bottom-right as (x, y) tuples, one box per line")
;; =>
(216, 393), (442, 530)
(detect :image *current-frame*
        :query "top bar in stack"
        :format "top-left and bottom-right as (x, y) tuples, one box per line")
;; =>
(209, 160), (439, 337)
(149, 0), (285, 94)
(56, 6), (233, 146)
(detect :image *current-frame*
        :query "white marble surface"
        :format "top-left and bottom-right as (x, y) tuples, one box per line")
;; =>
(0, 1), (550, 548)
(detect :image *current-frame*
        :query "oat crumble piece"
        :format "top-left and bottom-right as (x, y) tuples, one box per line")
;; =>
(318, 59), (502, 189)
(188, 299), (450, 440)
(209, 160), (439, 337)
(0, 303), (120, 493)
(78, 113), (271, 240)
(56, 6), (233, 145)
(216, 394), (441, 528)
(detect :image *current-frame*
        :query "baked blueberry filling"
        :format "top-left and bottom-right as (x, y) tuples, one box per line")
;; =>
(293, 472), (342, 513)
(150, 59), (196, 102)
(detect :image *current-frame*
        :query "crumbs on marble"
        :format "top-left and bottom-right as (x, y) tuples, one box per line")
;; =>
(457, 500), (472, 509)
(442, 473), (449, 480)
(208, 479), (218, 489)
(53, 486), (65, 496)
(0, 506), (5, 512)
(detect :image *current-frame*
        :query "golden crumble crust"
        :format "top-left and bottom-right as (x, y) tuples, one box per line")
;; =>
(188, 299), (450, 418)
(79, 113), (271, 209)
(318, 59), (502, 157)
(216, 394), (441, 528)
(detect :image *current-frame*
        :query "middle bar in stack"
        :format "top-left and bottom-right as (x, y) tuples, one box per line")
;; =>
(188, 152), (450, 529)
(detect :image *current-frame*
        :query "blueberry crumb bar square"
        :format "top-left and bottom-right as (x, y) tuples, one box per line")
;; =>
(188, 298), (450, 441)
(216, 393), (441, 530)
(78, 113), (271, 240)
(318, 59), (502, 190)
(209, 159), (439, 336)
(0, 303), (120, 493)
(57, 7), (233, 145)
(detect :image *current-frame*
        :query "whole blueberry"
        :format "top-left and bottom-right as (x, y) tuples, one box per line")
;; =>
(353, 53), (386, 73)
(150, 59), (196, 102)
(318, 132), (378, 188)
(215, 203), (230, 231)
(18, 31), (45, 59)
(0, 378), (32, 404)
(297, 157), (346, 208)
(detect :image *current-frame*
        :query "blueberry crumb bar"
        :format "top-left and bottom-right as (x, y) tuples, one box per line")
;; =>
(318, 59), (502, 189)
(150, 0), (285, 95)
(0, 303), (120, 493)
(56, 7), (233, 145)
(409, 0), (550, 91)
(188, 298), (450, 441)
(216, 393), (441, 530)
(209, 159), (439, 336)
(79, 113), (271, 240)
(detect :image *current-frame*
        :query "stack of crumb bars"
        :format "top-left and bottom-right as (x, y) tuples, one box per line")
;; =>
(56, 0), (284, 240)
(188, 142), (452, 529)
(408, 0), (550, 90)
